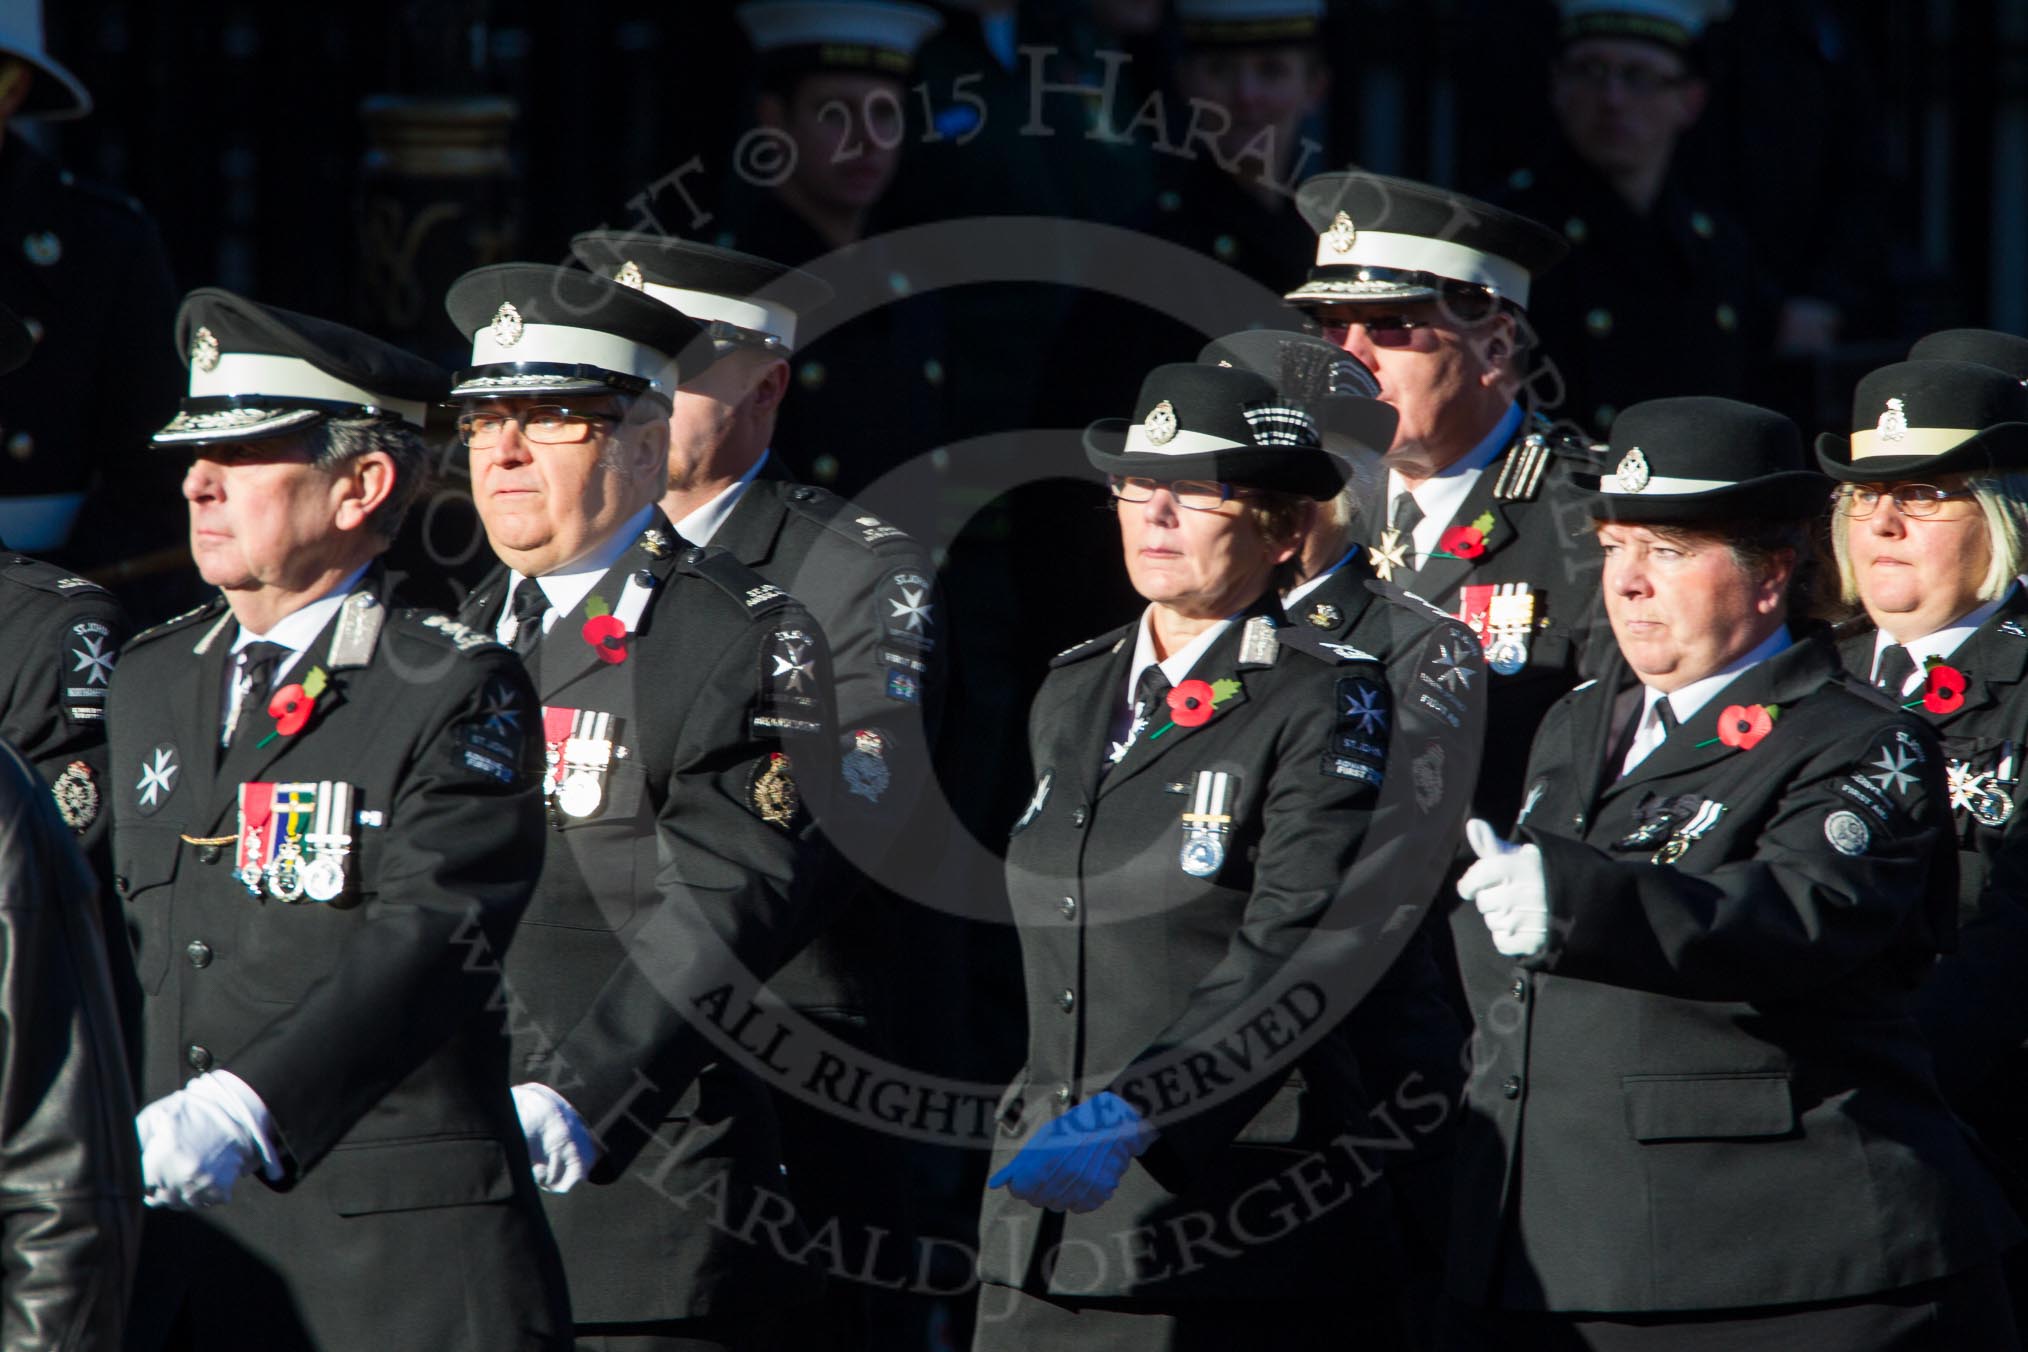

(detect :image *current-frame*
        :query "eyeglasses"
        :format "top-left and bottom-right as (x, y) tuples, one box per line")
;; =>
(1107, 476), (1258, 512)
(1555, 58), (1690, 96)
(1833, 483), (1979, 519)
(1318, 312), (1433, 349)
(456, 405), (621, 448)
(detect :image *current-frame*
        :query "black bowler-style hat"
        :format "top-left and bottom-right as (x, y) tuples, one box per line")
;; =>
(1815, 360), (2028, 482)
(1578, 396), (1826, 521)
(1908, 328), (2028, 384)
(1285, 172), (1567, 311)
(1085, 363), (1350, 501)
(1196, 329), (1397, 461)
(445, 263), (706, 400)
(153, 289), (445, 447)
(569, 232), (832, 353)
(0, 301), (29, 376)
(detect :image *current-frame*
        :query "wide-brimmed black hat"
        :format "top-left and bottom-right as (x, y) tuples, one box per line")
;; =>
(1085, 363), (1349, 501)
(1578, 396), (1825, 521)
(1285, 172), (1567, 311)
(1908, 328), (2028, 384)
(568, 232), (832, 354)
(153, 289), (445, 447)
(445, 263), (705, 400)
(1815, 359), (2028, 481)
(0, 300), (29, 376)
(0, 2), (91, 120)
(1196, 329), (1397, 460)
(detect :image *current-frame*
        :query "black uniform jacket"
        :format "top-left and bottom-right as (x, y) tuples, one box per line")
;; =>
(0, 740), (139, 1352)
(0, 550), (127, 859)
(979, 590), (1487, 1301)
(1448, 633), (2021, 1314)
(457, 516), (838, 1324)
(1361, 415), (1606, 829)
(708, 463), (944, 1018)
(108, 573), (570, 1351)
(1836, 588), (2028, 1171)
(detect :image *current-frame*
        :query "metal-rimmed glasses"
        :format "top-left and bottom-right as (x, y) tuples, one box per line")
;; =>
(1832, 483), (1979, 519)
(456, 405), (622, 448)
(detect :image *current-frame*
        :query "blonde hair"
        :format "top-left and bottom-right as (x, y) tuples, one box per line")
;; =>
(1829, 471), (2028, 605)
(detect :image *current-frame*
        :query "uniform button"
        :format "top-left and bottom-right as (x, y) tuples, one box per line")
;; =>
(186, 941), (213, 969)
(788, 486), (815, 502)
(632, 569), (655, 589)
(1502, 1075), (1522, 1100)
(1058, 988), (1076, 1013)
(1054, 1084), (1072, 1106)
(114, 875), (130, 898)
(1510, 979), (1526, 1002)
(1059, 895), (1077, 919)
(1585, 307), (1613, 338)
(1571, 813), (1586, 831)
(194, 843), (222, 865)
(682, 548), (705, 565)
(999, 1097), (1025, 1134)
(186, 1044), (213, 1072)
(1070, 806), (1088, 828)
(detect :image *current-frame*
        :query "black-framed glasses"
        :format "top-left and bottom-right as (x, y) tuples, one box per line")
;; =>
(456, 405), (622, 448)
(1833, 483), (1980, 519)
(1107, 475), (1258, 513)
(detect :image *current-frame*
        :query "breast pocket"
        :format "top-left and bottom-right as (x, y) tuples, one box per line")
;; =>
(236, 898), (354, 1005)
(116, 824), (184, 996)
(1622, 1071), (1797, 1143)
(526, 758), (647, 931)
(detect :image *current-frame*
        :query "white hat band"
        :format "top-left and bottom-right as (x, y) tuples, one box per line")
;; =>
(639, 282), (797, 348)
(1123, 425), (1248, 457)
(190, 353), (427, 428)
(1313, 228), (1532, 307)
(1599, 473), (1734, 496)
(468, 321), (678, 391)
(1848, 426), (1981, 461)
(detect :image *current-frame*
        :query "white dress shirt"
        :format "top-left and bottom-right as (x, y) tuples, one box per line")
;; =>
(1385, 402), (1524, 564)
(495, 504), (657, 646)
(671, 450), (768, 548)
(1869, 583), (2021, 696)
(1619, 626), (1792, 776)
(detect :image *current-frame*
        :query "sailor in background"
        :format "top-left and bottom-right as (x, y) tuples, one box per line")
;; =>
(1819, 357), (2028, 1324)
(111, 289), (570, 1351)
(1447, 396), (2021, 1348)
(569, 229), (944, 1352)
(449, 261), (839, 1352)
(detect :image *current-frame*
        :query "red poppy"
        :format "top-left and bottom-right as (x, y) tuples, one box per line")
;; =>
(1922, 663), (1966, 714)
(1167, 679), (1217, 728)
(267, 684), (315, 736)
(582, 614), (628, 664)
(1438, 525), (1486, 559)
(1715, 703), (1773, 750)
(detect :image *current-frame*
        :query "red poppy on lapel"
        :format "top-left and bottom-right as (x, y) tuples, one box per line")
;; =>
(582, 614), (627, 664)
(1437, 524), (1486, 559)
(1921, 662), (1966, 715)
(1167, 679), (1217, 728)
(1715, 703), (1776, 750)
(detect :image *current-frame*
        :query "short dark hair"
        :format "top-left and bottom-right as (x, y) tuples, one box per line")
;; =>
(311, 416), (428, 542)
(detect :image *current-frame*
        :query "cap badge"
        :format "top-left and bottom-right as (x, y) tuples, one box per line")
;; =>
(490, 301), (525, 348)
(190, 326), (222, 373)
(1877, 397), (1908, 444)
(1144, 400), (1179, 446)
(614, 261), (645, 290)
(1326, 211), (1357, 254)
(1614, 446), (1651, 493)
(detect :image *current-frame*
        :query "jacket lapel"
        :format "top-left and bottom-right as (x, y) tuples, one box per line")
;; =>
(709, 466), (792, 569)
(1049, 635), (1135, 809)
(1098, 604), (1275, 798)
(534, 530), (681, 706)
(1403, 471), (1517, 608)
(1928, 588), (2028, 730)
(170, 604), (233, 818)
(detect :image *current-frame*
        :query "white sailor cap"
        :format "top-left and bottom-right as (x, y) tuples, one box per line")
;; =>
(1555, 0), (1733, 53)
(1175, 0), (1325, 47)
(736, 0), (943, 76)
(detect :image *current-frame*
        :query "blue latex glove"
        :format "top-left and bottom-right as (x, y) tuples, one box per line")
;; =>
(988, 1091), (1154, 1213)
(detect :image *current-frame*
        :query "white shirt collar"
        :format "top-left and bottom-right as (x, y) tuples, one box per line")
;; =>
(230, 564), (370, 681)
(520, 504), (658, 635)
(1285, 547), (1359, 607)
(1870, 582), (2021, 696)
(1649, 624), (1794, 727)
(673, 449), (769, 548)
(1126, 607), (1236, 705)
(1387, 402), (1523, 562)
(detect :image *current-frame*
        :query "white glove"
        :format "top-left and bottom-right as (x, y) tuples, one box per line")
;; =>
(136, 1071), (281, 1210)
(1458, 818), (1552, 958)
(511, 1083), (601, 1194)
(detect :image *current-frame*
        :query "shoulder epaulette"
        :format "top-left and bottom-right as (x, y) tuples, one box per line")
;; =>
(126, 598), (225, 648)
(1050, 623), (1134, 668)
(0, 555), (112, 600)
(1492, 417), (1599, 503)
(780, 483), (921, 553)
(680, 543), (796, 618)
(1276, 625), (1382, 666)
(400, 610), (505, 655)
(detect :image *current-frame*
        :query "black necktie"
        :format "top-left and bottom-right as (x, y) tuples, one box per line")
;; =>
(1135, 665), (1172, 723)
(1388, 492), (1424, 578)
(1875, 643), (1916, 696)
(227, 641), (288, 746)
(509, 578), (549, 659)
(1655, 700), (1678, 735)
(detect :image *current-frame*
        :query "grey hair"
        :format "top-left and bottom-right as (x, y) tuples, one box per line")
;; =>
(310, 416), (428, 542)
(1829, 470), (2028, 605)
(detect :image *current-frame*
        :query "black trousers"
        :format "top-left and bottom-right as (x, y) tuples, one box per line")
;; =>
(1436, 1263), (2019, 1352)
(972, 1283), (1391, 1352)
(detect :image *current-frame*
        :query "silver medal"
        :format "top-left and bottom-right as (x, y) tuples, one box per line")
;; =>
(558, 771), (604, 819)
(1178, 770), (1236, 878)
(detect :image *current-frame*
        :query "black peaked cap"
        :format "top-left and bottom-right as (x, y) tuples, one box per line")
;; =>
(445, 262), (707, 396)
(569, 232), (835, 313)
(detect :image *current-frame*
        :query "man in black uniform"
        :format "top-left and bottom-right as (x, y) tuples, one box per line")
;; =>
(0, 299), (126, 867)
(110, 290), (570, 1350)
(447, 262), (839, 1352)
(1285, 169), (1602, 837)
(1817, 358), (2028, 1318)
(0, 5), (181, 580)
(568, 230), (944, 1348)
(1447, 397), (2020, 1347)
(1493, 0), (1777, 436)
